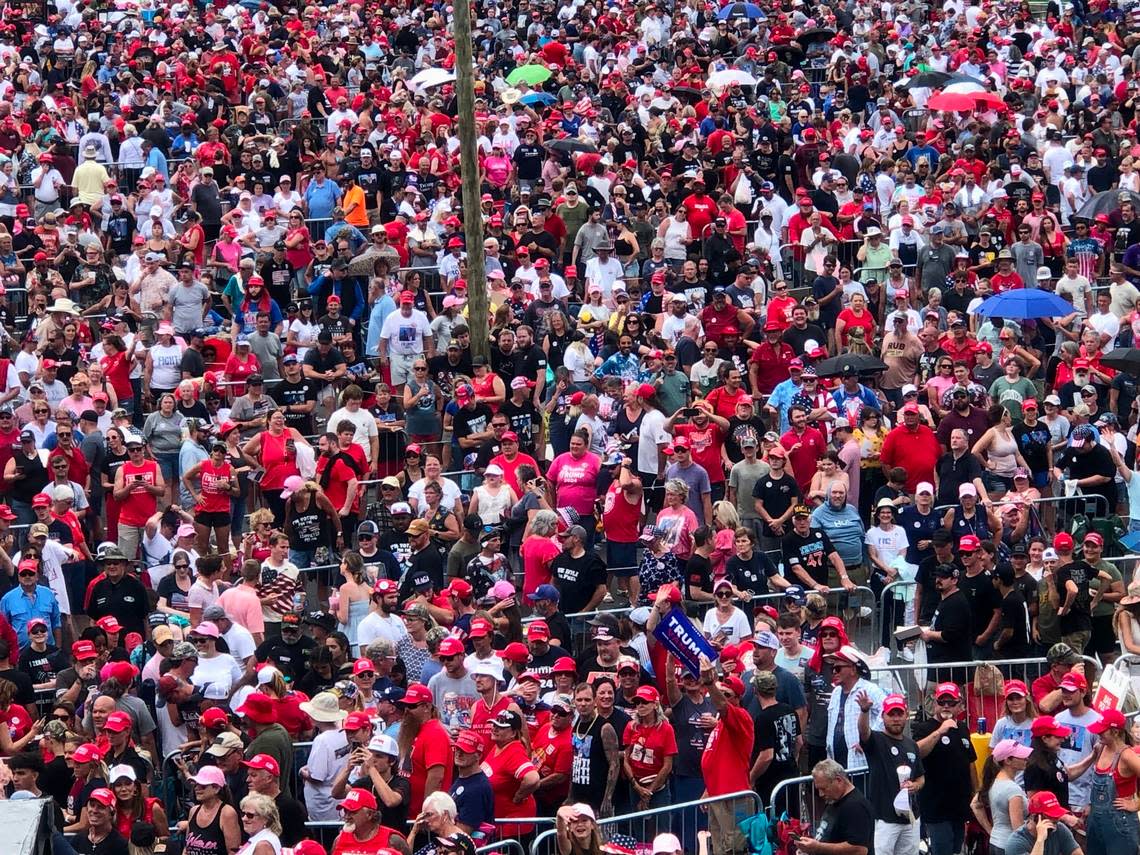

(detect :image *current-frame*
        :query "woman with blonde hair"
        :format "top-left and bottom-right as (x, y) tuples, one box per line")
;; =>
(989, 679), (1038, 749)
(63, 742), (109, 833)
(336, 551), (372, 651)
(710, 500), (741, 577)
(236, 793), (281, 855)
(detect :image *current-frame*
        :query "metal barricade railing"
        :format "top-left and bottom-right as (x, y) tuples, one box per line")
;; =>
(767, 771), (870, 832)
(933, 491), (1110, 523)
(478, 839), (526, 855)
(528, 790), (762, 855)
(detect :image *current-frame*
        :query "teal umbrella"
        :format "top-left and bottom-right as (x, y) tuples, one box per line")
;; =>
(506, 64), (553, 85)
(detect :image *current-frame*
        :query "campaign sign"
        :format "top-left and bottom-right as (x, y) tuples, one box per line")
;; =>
(652, 608), (718, 678)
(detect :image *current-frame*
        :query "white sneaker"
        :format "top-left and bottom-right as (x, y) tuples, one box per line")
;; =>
(858, 606), (873, 618)
(603, 592), (614, 603)
(900, 647), (915, 662)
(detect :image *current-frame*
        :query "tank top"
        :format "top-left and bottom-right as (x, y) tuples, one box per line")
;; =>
(602, 480), (641, 544)
(951, 506), (992, 541)
(613, 407), (644, 464)
(180, 802), (226, 855)
(260, 431), (298, 491)
(570, 714), (611, 803)
(1097, 749), (1139, 799)
(119, 458), (160, 526)
(115, 797), (157, 838)
(150, 343), (183, 389)
(987, 430), (1020, 478)
(405, 379), (441, 436)
(472, 485), (511, 525)
(197, 459), (233, 514)
(472, 373), (500, 413)
(10, 451), (47, 504)
(470, 693), (512, 749)
(287, 496), (325, 551)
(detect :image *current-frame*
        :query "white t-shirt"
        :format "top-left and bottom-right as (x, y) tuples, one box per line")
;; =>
(865, 524), (910, 569)
(1056, 707), (1101, 808)
(327, 406), (379, 464)
(190, 653), (243, 696)
(357, 611), (409, 649)
(409, 476), (462, 513)
(223, 623), (257, 663)
(378, 308), (432, 356)
(637, 408), (670, 476)
(304, 727), (350, 821)
(702, 607), (753, 643)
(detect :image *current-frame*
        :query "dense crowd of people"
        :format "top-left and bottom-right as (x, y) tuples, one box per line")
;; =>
(5, 0), (1140, 854)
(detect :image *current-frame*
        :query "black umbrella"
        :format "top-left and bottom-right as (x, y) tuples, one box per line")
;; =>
(1098, 349), (1140, 374)
(1073, 190), (1140, 221)
(901, 71), (983, 89)
(796, 27), (836, 44)
(813, 354), (888, 377)
(672, 85), (704, 101)
(546, 139), (597, 154)
(770, 43), (804, 63)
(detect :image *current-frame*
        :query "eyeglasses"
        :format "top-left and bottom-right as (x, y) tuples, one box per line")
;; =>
(241, 811), (260, 820)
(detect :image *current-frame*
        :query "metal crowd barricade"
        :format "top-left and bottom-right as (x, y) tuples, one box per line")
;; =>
(751, 583), (877, 650)
(528, 790), (762, 855)
(767, 771), (870, 832)
(477, 839), (526, 855)
(933, 492), (1110, 528)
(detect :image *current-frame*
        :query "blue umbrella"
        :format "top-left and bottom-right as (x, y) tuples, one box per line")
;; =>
(520, 92), (556, 106)
(975, 289), (1076, 320)
(717, 2), (764, 19)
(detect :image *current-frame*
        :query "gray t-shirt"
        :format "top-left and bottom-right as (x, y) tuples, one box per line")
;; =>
(664, 460), (711, 521)
(167, 281), (211, 334)
(988, 777), (1027, 850)
(426, 670), (478, 731)
(248, 331), (283, 381)
(729, 459), (770, 521)
(1003, 821), (1077, 855)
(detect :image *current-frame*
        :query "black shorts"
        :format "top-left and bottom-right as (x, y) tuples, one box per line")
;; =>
(195, 510), (231, 528)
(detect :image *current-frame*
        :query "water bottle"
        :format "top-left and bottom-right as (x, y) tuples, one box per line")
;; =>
(977, 716), (987, 734)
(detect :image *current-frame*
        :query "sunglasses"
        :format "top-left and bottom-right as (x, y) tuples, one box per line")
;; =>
(715, 591), (733, 599)
(175, 563), (190, 569)
(936, 698), (959, 706)
(241, 811), (260, 820)
(18, 571), (36, 578)
(29, 626), (47, 633)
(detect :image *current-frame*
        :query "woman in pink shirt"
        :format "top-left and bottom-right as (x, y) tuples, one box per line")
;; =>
(481, 146), (513, 195)
(546, 430), (603, 524)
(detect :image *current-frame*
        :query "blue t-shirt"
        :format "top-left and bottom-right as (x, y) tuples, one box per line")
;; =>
(450, 770), (495, 832)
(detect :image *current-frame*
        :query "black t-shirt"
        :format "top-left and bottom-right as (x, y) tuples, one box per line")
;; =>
(499, 399), (541, 455)
(782, 323), (827, 355)
(818, 788), (875, 853)
(752, 473), (802, 537)
(915, 557), (966, 623)
(1024, 752), (1069, 807)
(958, 570), (1001, 642)
(685, 552), (713, 599)
(927, 589), (973, 668)
(252, 635), (315, 681)
(782, 529), (837, 587)
(399, 546), (446, 600)
(860, 730), (924, 823)
(349, 772), (411, 831)
(934, 451), (985, 507)
(911, 718), (977, 822)
(16, 643), (66, 686)
(997, 588), (1032, 658)
(273, 378), (319, 435)
(550, 550), (607, 615)
(1056, 445), (1117, 512)
(427, 354), (472, 398)
(752, 700), (801, 799)
(725, 550), (780, 596)
(513, 144), (544, 180)
(1055, 560), (1096, 634)
(453, 403), (493, 446)
(72, 830), (129, 855)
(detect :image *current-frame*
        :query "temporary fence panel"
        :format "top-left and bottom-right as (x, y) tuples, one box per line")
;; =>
(477, 839), (527, 855)
(767, 771), (870, 834)
(528, 790), (762, 855)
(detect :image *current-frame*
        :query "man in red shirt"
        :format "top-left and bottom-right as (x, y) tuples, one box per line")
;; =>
(941, 322), (981, 370)
(400, 683), (454, 814)
(698, 657), (753, 853)
(681, 176), (717, 240)
(749, 321), (796, 395)
(700, 288), (755, 345)
(780, 405), (827, 496)
(669, 402), (730, 499)
(1030, 640), (1082, 714)
(878, 403), (942, 492)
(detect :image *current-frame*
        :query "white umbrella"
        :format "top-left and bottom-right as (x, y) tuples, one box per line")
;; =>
(943, 80), (987, 94)
(409, 67), (456, 91)
(706, 69), (758, 88)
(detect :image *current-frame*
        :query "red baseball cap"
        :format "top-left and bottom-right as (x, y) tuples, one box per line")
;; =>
(398, 683), (434, 706)
(935, 682), (962, 701)
(72, 640), (97, 661)
(1031, 715), (1072, 739)
(104, 711), (133, 732)
(352, 658), (377, 676)
(1084, 532), (1104, 547)
(635, 685), (660, 704)
(1053, 532), (1075, 551)
(1059, 672), (1088, 693)
(437, 637), (465, 658)
(88, 787), (116, 808)
(343, 711), (374, 731)
(501, 642), (530, 663)
(553, 656), (577, 674)
(444, 578), (473, 598)
(882, 693), (908, 714)
(469, 617), (493, 637)
(201, 707), (229, 729)
(96, 616), (123, 634)
(1090, 708), (1127, 734)
(454, 730), (484, 754)
(1027, 791), (1068, 819)
(958, 534), (981, 552)
(339, 788), (378, 812)
(527, 620), (551, 640)
(242, 753), (281, 776)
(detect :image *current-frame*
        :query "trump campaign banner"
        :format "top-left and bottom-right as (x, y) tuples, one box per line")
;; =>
(652, 608), (718, 678)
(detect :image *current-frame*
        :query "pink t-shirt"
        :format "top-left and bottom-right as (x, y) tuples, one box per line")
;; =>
(217, 584), (266, 635)
(483, 155), (512, 187)
(547, 451), (602, 517)
(654, 505), (699, 560)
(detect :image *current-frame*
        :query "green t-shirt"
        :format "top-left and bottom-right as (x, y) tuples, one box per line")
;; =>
(989, 376), (1038, 419)
(1091, 558), (1121, 618)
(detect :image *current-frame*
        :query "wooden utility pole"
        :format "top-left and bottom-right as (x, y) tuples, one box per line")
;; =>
(452, 1), (489, 361)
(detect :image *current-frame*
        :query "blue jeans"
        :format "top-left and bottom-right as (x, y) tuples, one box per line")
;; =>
(156, 451), (180, 485)
(672, 775), (707, 854)
(924, 820), (964, 855)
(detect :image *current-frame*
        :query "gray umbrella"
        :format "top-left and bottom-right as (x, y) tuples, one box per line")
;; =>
(1072, 190), (1140, 221)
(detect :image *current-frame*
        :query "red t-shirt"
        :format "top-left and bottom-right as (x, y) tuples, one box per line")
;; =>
(1031, 672), (1063, 708)
(49, 446), (90, 492)
(701, 702), (753, 796)
(601, 481), (642, 545)
(100, 351), (133, 401)
(749, 341), (796, 395)
(118, 459), (159, 527)
(673, 422), (726, 485)
(481, 739), (538, 835)
(530, 724), (572, 805)
(623, 719), (678, 785)
(705, 385), (748, 422)
(471, 695), (512, 752)
(331, 824), (404, 855)
(316, 444), (368, 514)
(990, 271), (1024, 293)
(521, 536), (560, 597)
(780, 426), (827, 495)
(223, 353), (261, 397)
(408, 719), (453, 816)
(837, 308), (876, 348)
(3, 703), (32, 741)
